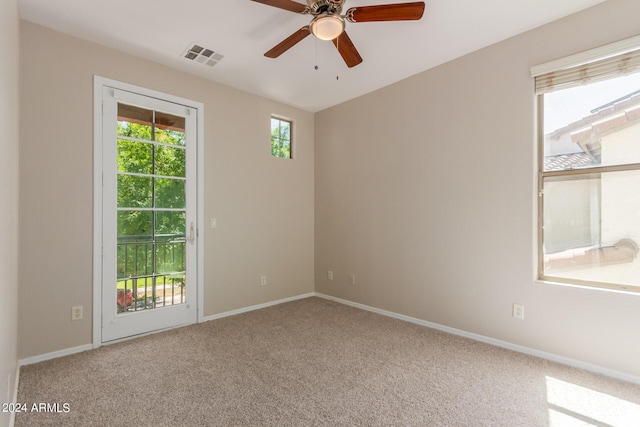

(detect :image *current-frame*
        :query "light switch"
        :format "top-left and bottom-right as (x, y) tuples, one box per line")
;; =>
(210, 218), (217, 229)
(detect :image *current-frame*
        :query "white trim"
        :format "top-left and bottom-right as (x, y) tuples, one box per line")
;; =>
(18, 344), (94, 367)
(8, 365), (20, 427)
(196, 102), (205, 324)
(315, 293), (640, 385)
(535, 279), (640, 297)
(93, 77), (103, 349)
(530, 33), (640, 77)
(15, 293), (313, 366)
(200, 293), (316, 322)
(98, 325), (180, 347)
(16, 292), (639, 387)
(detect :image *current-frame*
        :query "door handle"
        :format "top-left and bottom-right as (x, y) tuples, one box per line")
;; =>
(188, 222), (195, 245)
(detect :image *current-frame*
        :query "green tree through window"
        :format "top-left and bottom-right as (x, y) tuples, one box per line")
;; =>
(116, 117), (186, 281)
(271, 117), (291, 158)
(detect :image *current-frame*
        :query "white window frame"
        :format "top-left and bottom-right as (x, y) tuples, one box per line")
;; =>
(532, 35), (640, 293)
(270, 115), (293, 159)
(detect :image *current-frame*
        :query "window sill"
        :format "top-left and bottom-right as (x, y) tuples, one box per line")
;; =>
(536, 276), (640, 296)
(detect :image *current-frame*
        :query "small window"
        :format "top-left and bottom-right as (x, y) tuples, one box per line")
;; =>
(271, 117), (292, 159)
(535, 44), (640, 292)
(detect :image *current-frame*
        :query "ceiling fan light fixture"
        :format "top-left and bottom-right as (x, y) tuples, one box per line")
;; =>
(310, 14), (345, 41)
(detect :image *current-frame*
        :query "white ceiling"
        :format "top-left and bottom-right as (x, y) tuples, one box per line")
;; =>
(19, 0), (605, 112)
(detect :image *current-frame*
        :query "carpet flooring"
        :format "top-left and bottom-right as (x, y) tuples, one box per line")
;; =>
(15, 297), (640, 426)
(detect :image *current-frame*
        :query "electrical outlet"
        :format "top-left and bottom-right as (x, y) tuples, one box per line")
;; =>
(328, 270), (334, 280)
(348, 274), (356, 285)
(72, 305), (83, 321)
(260, 276), (267, 286)
(513, 303), (524, 319)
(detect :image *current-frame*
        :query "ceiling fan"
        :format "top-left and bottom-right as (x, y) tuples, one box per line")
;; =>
(251, 0), (426, 68)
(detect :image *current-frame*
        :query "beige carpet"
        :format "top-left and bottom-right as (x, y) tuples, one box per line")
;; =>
(15, 297), (640, 426)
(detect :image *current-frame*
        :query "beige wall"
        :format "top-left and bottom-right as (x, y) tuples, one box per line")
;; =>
(17, 0), (640, 381)
(0, 0), (20, 424)
(315, 0), (640, 377)
(19, 22), (315, 359)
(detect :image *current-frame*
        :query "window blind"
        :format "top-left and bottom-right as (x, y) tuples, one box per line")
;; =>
(535, 48), (640, 94)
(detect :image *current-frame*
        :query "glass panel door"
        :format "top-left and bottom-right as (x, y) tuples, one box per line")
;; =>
(101, 87), (197, 342)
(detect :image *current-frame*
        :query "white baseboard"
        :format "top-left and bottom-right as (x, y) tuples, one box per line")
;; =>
(201, 292), (316, 322)
(315, 293), (640, 386)
(19, 293), (316, 367)
(17, 292), (639, 387)
(18, 344), (94, 367)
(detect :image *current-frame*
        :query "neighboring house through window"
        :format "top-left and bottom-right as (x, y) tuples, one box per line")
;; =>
(533, 38), (640, 292)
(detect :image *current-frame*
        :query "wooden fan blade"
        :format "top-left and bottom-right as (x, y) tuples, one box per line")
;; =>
(346, 2), (425, 22)
(264, 27), (311, 58)
(332, 31), (363, 68)
(251, 0), (307, 14)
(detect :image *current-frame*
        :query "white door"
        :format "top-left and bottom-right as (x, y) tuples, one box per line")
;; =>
(99, 85), (198, 342)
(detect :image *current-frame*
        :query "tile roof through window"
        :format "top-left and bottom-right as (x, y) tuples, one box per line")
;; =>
(544, 152), (596, 171)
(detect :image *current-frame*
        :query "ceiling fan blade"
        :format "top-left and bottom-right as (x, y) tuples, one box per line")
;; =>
(332, 31), (363, 68)
(251, 0), (308, 14)
(264, 27), (311, 58)
(346, 2), (425, 22)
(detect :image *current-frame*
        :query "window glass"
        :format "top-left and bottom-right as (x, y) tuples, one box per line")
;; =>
(115, 102), (188, 312)
(540, 70), (640, 291)
(271, 117), (292, 159)
(544, 75), (640, 171)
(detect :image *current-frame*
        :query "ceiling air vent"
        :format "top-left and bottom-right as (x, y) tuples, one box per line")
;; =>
(182, 43), (224, 67)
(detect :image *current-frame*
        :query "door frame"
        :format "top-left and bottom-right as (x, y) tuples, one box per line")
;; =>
(93, 76), (205, 347)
